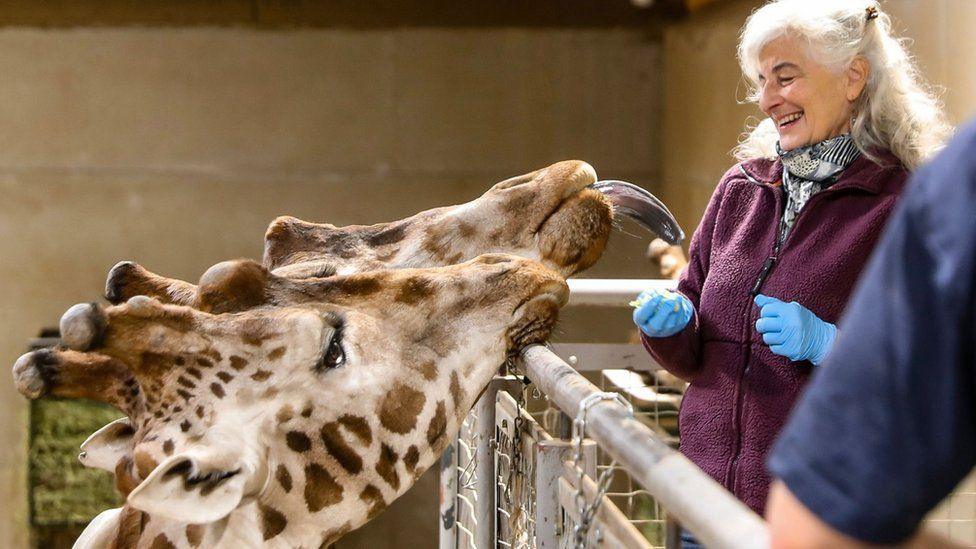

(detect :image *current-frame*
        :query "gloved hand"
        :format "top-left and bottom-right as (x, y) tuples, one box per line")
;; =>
(632, 288), (694, 338)
(754, 294), (837, 365)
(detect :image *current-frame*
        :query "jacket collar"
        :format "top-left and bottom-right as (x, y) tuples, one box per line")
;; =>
(740, 149), (905, 195)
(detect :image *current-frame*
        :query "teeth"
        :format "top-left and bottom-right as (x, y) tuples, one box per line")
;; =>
(778, 112), (803, 125)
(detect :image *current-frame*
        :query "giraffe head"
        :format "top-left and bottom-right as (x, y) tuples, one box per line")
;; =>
(15, 254), (567, 546)
(103, 160), (682, 309)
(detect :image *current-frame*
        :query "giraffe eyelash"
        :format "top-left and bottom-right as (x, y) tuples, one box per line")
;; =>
(315, 320), (346, 372)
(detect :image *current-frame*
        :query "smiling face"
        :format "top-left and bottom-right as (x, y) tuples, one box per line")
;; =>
(756, 35), (868, 151)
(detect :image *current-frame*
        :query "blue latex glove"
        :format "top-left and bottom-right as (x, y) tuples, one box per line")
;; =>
(632, 288), (694, 338)
(754, 294), (837, 365)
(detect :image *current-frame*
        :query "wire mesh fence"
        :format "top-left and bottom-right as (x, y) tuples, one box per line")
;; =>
(441, 355), (699, 549)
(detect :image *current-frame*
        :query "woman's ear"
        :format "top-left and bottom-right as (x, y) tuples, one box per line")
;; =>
(846, 56), (870, 102)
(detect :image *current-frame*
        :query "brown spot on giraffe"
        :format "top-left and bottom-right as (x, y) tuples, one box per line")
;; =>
(276, 464), (293, 493)
(203, 348), (223, 362)
(210, 383), (225, 398)
(450, 371), (463, 409)
(394, 276), (436, 305)
(378, 384), (425, 434)
(216, 371), (234, 383)
(276, 405), (295, 424)
(176, 376), (195, 389)
(375, 443), (400, 490)
(150, 533), (176, 549)
(229, 355), (248, 371)
(337, 275), (383, 297)
(114, 456), (140, 496)
(337, 415), (372, 445)
(112, 506), (146, 548)
(286, 431), (312, 453)
(360, 484), (386, 521)
(427, 401), (447, 447)
(197, 357), (214, 369)
(415, 361), (438, 381)
(301, 406), (313, 418)
(456, 221), (477, 239)
(239, 317), (275, 347)
(185, 524), (203, 547)
(162, 439), (174, 456)
(305, 463), (343, 512)
(180, 420), (191, 433)
(267, 346), (286, 361)
(134, 451), (158, 480)
(320, 422), (363, 474)
(410, 323), (459, 358)
(365, 223), (407, 246)
(259, 503), (288, 540)
(403, 446), (420, 473)
(251, 369), (272, 381)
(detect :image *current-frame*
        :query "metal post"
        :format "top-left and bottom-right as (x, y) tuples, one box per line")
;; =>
(473, 376), (522, 549)
(439, 442), (458, 549)
(535, 439), (596, 548)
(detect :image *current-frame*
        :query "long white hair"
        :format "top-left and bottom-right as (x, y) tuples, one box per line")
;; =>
(734, 0), (951, 170)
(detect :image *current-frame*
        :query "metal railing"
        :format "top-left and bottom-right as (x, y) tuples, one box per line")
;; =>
(439, 279), (770, 549)
(441, 278), (976, 548)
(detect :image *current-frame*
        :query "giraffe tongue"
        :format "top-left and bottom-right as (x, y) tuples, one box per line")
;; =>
(590, 180), (685, 245)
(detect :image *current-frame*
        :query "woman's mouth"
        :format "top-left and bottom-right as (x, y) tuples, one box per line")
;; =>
(777, 112), (804, 129)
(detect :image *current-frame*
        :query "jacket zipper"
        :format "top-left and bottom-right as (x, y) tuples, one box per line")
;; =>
(726, 165), (829, 493)
(725, 183), (783, 492)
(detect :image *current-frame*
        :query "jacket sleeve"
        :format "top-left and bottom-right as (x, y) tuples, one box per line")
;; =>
(640, 169), (731, 381)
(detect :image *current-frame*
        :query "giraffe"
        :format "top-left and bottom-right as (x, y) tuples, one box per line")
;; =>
(11, 160), (682, 548)
(17, 255), (569, 548)
(102, 160), (682, 309)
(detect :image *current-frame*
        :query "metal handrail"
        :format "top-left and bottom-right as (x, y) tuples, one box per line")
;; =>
(519, 345), (770, 549)
(566, 278), (676, 307)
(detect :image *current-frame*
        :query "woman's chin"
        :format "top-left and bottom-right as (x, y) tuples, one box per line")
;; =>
(777, 135), (804, 151)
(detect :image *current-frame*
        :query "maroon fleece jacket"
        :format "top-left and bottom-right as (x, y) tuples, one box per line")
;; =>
(642, 153), (908, 516)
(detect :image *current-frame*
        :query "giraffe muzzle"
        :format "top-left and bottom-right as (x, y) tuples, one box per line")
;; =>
(591, 180), (685, 245)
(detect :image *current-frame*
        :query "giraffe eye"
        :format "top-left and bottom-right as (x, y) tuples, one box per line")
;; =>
(316, 327), (345, 371)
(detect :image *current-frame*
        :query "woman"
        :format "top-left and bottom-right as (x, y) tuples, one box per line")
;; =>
(632, 0), (950, 535)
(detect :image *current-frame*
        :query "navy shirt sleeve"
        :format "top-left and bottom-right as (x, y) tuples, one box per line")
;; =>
(768, 120), (976, 544)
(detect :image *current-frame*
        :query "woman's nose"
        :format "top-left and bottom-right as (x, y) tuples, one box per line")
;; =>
(758, 82), (781, 116)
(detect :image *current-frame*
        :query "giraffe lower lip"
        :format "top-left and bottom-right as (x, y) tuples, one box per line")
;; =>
(590, 180), (685, 245)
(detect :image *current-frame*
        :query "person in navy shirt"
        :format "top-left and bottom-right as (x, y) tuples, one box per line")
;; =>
(766, 119), (976, 548)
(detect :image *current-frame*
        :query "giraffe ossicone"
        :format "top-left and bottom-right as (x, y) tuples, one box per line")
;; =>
(12, 160), (682, 548)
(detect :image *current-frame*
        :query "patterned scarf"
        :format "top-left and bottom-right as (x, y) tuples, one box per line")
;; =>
(776, 134), (861, 245)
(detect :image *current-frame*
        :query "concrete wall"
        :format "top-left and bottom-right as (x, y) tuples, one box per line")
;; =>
(0, 26), (664, 547)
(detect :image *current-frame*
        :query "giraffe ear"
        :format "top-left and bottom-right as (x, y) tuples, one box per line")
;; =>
(79, 417), (135, 472)
(127, 452), (248, 523)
